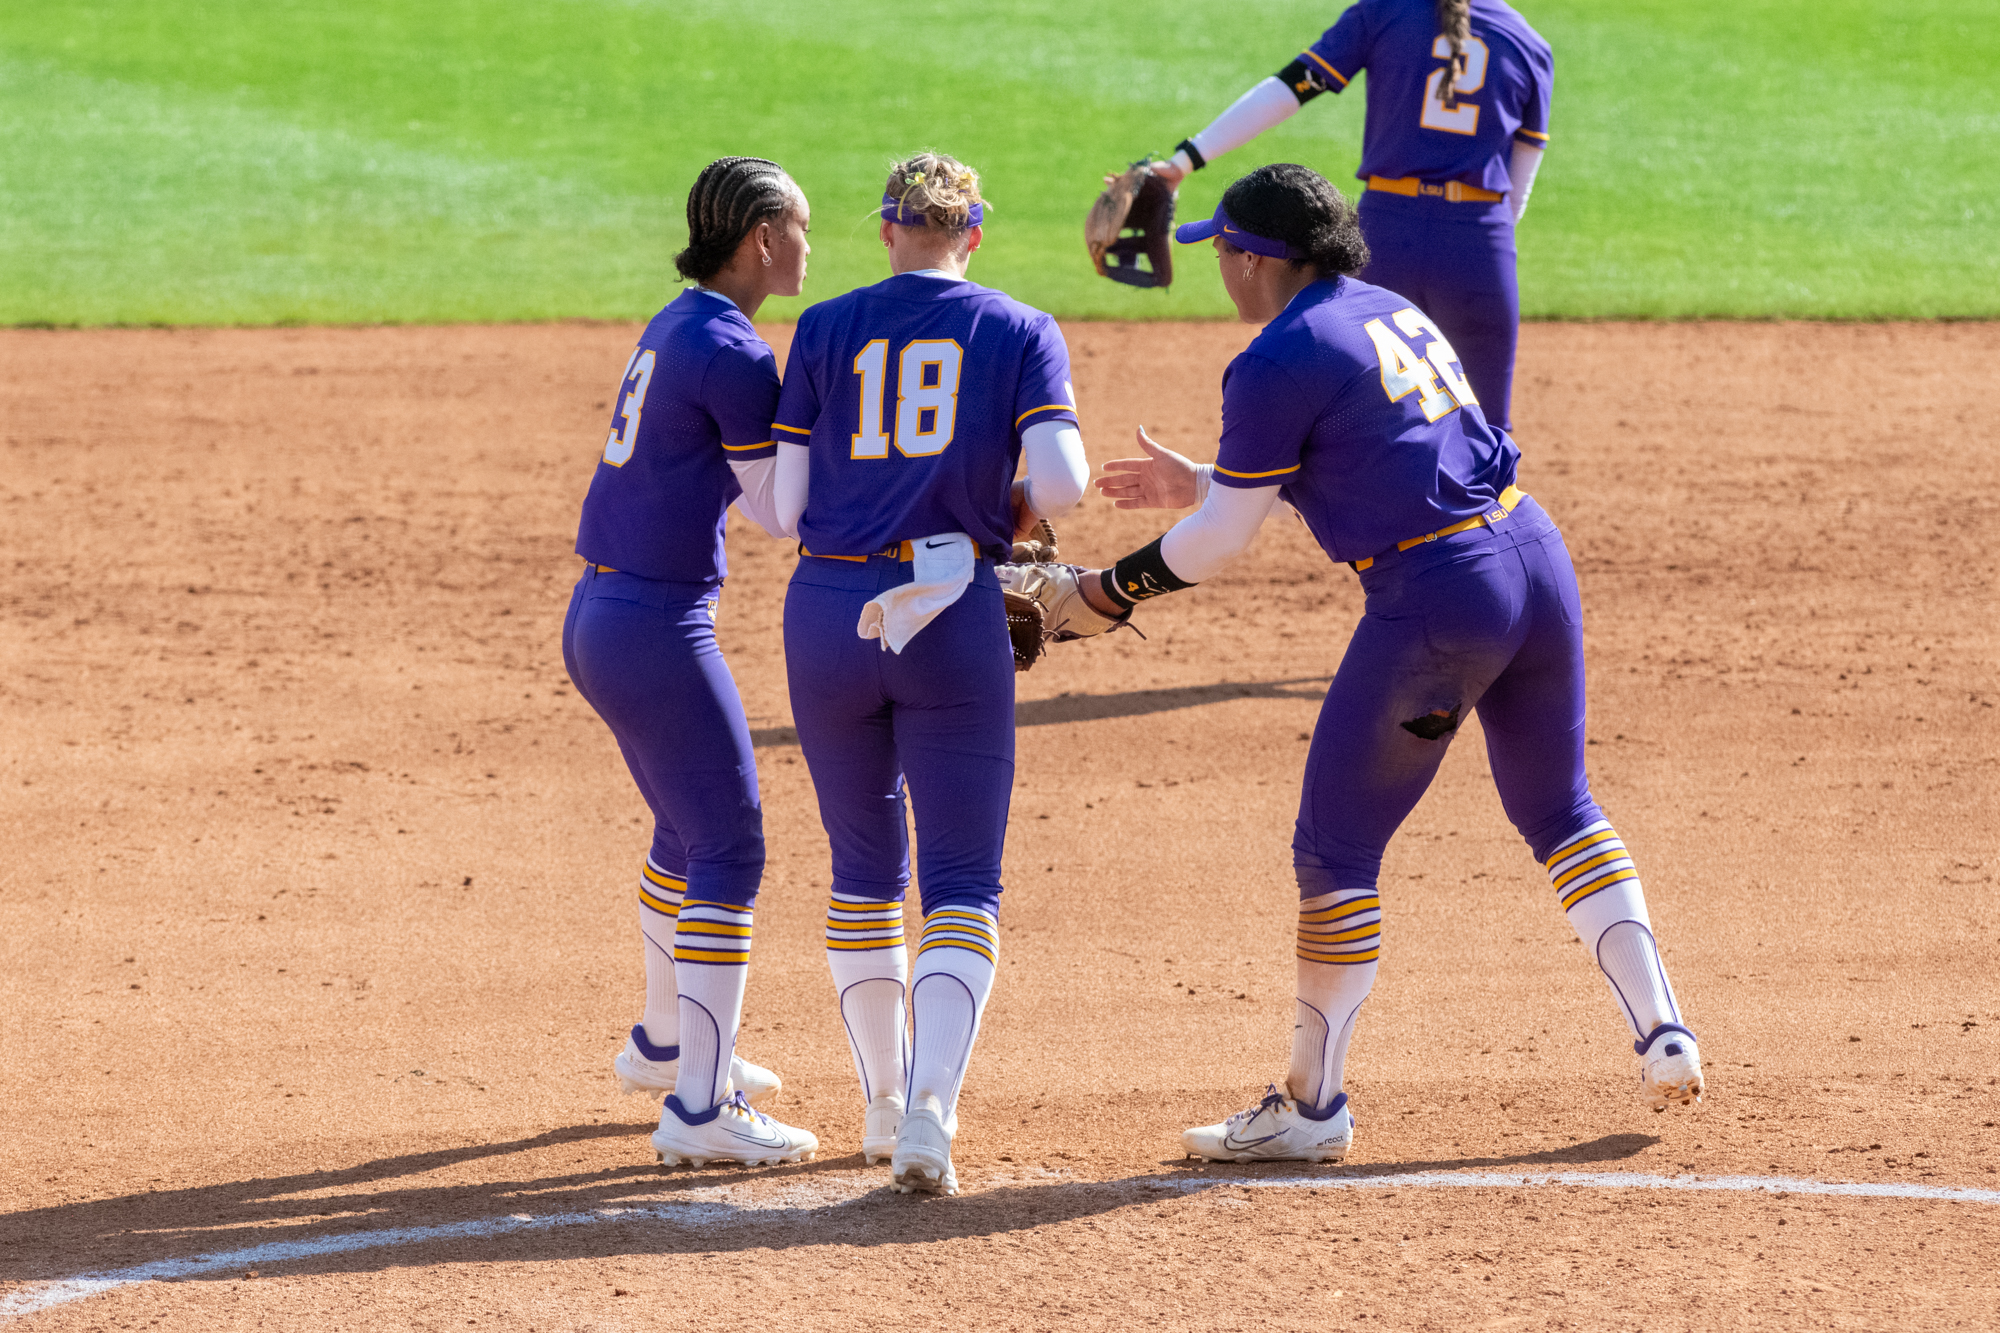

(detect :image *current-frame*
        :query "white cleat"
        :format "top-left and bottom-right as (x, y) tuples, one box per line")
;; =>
(863, 1093), (904, 1166)
(1182, 1085), (1355, 1164)
(651, 1091), (817, 1168)
(1638, 1024), (1704, 1112)
(613, 1025), (781, 1107)
(890, 1106), (957, 1195)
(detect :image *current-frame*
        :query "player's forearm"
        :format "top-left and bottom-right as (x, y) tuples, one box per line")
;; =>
(1019, 420), (1089, 518)
(773, 442), (810, 539)
(1084, 482), (1282, 615)
(1174, 77), (1305, 174)
(726, 456), (791, 540)
(1158, 482), (1280, 582)
(1508, 143), (1544, 223)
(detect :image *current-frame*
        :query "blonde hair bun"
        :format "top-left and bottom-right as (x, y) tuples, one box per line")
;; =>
(885, 150), (985, 230)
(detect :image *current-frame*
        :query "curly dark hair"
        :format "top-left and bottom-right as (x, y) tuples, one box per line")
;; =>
(673, 157), (800, 284)
(1218, 163), (1370, 276)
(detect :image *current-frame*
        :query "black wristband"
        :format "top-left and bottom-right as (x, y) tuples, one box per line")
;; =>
(1174, 137), (1207, 171)
(1108, 535), (1198, 606)
(1098, 569), (1135, 612)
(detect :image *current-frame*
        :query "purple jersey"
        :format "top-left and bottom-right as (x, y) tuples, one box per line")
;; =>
(1302, 0), (1552, 195)
(1210, 275), (1519, 564)
(775, 273), (1077, 558)
(573, 289), (779, 584)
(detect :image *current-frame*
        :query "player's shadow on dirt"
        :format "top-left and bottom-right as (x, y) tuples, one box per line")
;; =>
(749, 677), (1331, 746)
(0, 1129), (1661, 1291)
(1156, 1131), (1662, 1180)
(0, 1123), (1183, 1287)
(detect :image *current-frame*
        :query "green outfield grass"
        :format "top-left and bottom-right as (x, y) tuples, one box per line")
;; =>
(2, 0), (1993, 324)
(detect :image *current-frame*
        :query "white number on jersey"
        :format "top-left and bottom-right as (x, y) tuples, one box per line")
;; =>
(851, 337), (966, 458)
(1364, 311), (1463, 422)
(850, 340), (891, 458)
(1391, 307), (1478, 408)
(602, 348), (657, 467)
(1419, 34), (1489, 136)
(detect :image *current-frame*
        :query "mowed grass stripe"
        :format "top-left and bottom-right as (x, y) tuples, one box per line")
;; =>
(1, 0), (1994, 323)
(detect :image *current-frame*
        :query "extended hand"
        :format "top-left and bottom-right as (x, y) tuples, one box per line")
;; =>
(1094, 426), (1201, 510)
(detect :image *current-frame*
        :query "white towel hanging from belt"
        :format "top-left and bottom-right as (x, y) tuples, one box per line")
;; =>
(855, 532), (976, 654)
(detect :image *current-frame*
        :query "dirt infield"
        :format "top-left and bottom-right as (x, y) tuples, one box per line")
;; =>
(3, 319), (1998, 1330)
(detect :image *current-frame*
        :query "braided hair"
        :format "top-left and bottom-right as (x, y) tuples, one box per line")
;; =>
(674, 157), (801, 284)
(1435, 0), (1472, 106)
(1218, 164), (1370, 276)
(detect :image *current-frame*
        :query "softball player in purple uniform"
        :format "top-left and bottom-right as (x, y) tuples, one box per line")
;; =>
(770, 151), (1089, 1193)
(565, 157), (819, 1167)
(1077, 164), (1701, 1162)
(1147, 0), (1551, 434)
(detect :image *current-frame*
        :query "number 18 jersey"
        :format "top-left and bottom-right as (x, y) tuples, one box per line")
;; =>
(774, 272), (1078, 558)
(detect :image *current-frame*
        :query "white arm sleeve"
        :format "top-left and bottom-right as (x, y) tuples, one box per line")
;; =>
(1157, 482), (1284, 584)
(727, 456), (790, 539)
(1188, 77), (1304, 167)
(773, 443), (810, 540)
(1508, 143), (1544, 224)
(1020, 420), (1089, 519)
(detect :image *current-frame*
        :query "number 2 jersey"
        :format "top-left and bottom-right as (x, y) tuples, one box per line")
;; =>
(573, 288), (780, 584)
(1210, 275), (1519, 565)
(774, 272), (1078, 559)
(1297, 0), (1552, 195)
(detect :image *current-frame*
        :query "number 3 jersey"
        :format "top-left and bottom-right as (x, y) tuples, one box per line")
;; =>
(1299, 0), (1552, 196)
(774, 272), (1078, 558)
(1210, 275), (1519, 565)
(573, 288), (780, 584)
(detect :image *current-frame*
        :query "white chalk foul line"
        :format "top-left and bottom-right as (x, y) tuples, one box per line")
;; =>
(6, 1169), (1998, 1320)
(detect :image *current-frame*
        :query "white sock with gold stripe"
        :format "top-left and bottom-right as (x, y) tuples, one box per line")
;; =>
(1545, 822), (1683, 1040)
(637, 861), (684, 1048)
(908, 907), (998, 1123)
(673, 900), (753, 1112)
(825, 893), (909, 1108)
(1289, 889), (1380, 1112)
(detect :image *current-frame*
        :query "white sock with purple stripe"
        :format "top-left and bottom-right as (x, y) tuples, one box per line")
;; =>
(907, 908), (998, 1124)
(673, 899), (753, 1112)
(637, 862), (684, 1049)
(825, 892), (909, 1107)
(1545, 821), (1684, 1040)
(1289, 889), (1380, 1114)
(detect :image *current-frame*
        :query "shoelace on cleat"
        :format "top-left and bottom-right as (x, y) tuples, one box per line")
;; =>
(1227, 1085), (1291, 1128)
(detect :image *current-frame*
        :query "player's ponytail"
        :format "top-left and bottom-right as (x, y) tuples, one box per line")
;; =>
(1435, 0), (1472, 105)
(675, 157), (803, 284)
(1217, 164), (1370, 277)
(883, 150), (985, 231)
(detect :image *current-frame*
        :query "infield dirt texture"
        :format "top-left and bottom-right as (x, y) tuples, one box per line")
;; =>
(6, 0), (2000, 1327)
(3, 320), (1998, 1329)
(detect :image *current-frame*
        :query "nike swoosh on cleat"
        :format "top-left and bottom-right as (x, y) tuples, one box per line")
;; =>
(1222, 1132), (1282, 1151)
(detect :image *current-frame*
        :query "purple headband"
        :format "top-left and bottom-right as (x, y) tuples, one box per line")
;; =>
(1174, 205), (1298, 259)
(881, 192), (985, 228)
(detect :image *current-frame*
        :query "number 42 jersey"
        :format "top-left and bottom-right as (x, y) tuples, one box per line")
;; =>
(774, 272), (1079, 559)
(1211, 275), (1520, 565)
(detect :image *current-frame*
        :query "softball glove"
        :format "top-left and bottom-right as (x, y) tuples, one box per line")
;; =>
(1086, 162), (1175, 289)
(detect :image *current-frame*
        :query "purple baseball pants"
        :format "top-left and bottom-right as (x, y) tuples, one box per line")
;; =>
(784, 555), (1015, 918)
(1293, 496), (1605, 896)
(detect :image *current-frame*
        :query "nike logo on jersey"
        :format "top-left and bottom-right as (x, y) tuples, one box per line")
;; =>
(925, 539), (952, 549)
